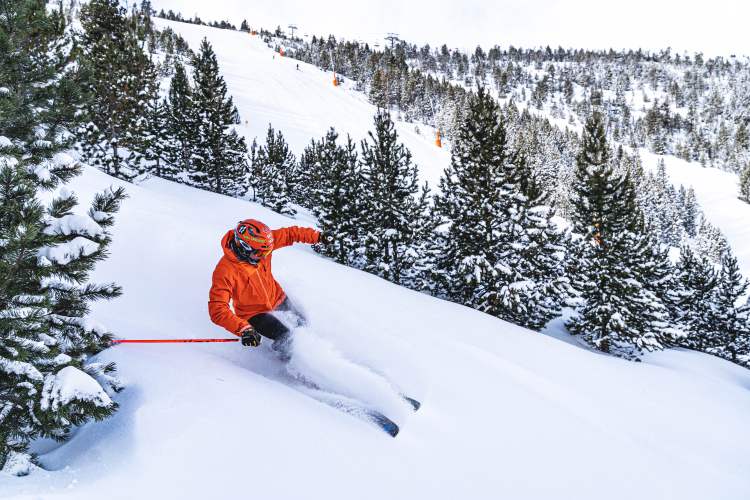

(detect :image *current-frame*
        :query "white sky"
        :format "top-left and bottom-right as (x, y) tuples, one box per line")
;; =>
(147, 0), (750, 57)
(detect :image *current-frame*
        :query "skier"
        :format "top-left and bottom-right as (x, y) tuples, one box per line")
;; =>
(208, 219), (333, 353)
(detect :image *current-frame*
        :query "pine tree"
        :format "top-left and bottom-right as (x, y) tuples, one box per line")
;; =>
(303, 129), (363, 265)
(680, 187), (699, 237)
(0, 0), (123, 474)
(673, 245), (720, 351)
(695, 216), (730, 263)
(78, 0), (155, 180)
(567, 112), (672, 359)
(507, 156), (573, 330)
(138, 67), (173, 179)
(369, 71), (388, 108)
(434, 87), (570, 329)
(297, 137), (325, 211)
(642, 159), (683, 247)
(710, 253), (750, 365)
(359, 110), (432, 285)
(189, 39), (248, 196)
(250, 125), (297, 216)
(641, 235), (682, 339)
(740, 162), (750, 203)
(433, 87), (510, 306)
(164, 62), (196, 179)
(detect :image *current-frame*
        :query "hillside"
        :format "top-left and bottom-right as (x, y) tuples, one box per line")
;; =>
(3, 164), (749, 500)
(4, 18), (750, 500)
(155, 19), (451, 188)
(157, 19), (750, 277)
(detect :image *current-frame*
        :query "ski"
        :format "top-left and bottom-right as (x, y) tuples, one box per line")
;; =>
(258, 345), (404, 436)
(296, 385), (400, 437)
(402, 395), (421, 412)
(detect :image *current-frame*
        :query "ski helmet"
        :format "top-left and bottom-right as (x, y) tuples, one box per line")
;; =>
(233, 219), (274, 264)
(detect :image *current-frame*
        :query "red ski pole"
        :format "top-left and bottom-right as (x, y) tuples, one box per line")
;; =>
(112, 338), (239, 344)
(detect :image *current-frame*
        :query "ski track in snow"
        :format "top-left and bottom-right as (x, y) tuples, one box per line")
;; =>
(4, 20), (750, 500)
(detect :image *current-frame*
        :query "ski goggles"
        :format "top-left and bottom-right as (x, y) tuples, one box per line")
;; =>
(234, 226), (273, 258)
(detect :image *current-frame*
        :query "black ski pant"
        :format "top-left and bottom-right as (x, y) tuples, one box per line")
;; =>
(248, 298), (298, 341)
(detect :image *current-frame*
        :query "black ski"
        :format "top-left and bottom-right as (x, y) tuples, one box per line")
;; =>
(297, 385), (400, 437)
(402, 395), (421, 412)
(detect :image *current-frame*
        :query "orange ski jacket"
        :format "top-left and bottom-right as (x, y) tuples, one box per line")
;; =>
(208, 226), (319, 335)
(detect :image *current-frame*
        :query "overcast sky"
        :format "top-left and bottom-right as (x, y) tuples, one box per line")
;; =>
(147, 0), (750, 57)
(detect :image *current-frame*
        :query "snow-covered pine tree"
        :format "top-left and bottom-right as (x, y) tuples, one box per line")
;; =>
(709, 253), (750, 366)
(359, 110), (433, 286)
(249, 125), (297, 216)
(297, 136), (325, 211)
(433, 87), (569, 330)
(739, 162), (750, 203)
(507, 155), (573, 330)
(695, 216), (730, 263)
(78, 0), (155, 180)
(641, 159), (684, 247)
(369, 70), (388, 108)
(567, 112), (672, 359)
(164, 61), (196, 179)
(0, 0), (124, 475)
(138, 63), (174, 180)
(189, 39), (248, 196)
(640, 233), (683, 338)
(680, 186), (699, 238)
(433, 86), (510, 307)
(673, 245), (720, 351)
(303, 129), (364, 265)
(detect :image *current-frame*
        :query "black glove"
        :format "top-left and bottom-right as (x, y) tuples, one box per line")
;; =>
(241, 326), (261, 347)
(318, 232), (335, 246)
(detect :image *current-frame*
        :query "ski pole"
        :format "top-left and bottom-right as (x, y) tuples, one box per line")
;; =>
(112, 338), (239, 344)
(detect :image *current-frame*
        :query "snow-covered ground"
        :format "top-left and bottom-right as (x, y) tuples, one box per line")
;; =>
(2, 166), (748, 500)
(4, 20), (750, 500)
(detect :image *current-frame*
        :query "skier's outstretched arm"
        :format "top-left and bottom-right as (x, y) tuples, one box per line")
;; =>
(208, 267), (246, 335)
(272, 226), (320, 249)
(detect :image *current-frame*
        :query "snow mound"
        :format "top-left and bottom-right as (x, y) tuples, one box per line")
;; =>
(1, 451), (37, 477)
(40, 366), (113, 412)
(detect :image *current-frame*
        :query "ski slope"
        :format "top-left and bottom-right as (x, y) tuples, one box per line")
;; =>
(158, 19), (750, 278)
(4, 20), (750, 500)
(154, 18), (750, 276)
(3, 166), (749, 499)
(155, 18), (451, 189)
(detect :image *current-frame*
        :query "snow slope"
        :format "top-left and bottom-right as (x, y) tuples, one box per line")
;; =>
(4, 20), (750, 500)
(160, 19), (750, 276)
(158, 19), (750, 278)
(3, 165), (750, 500)
(156, 18), (451, 188)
